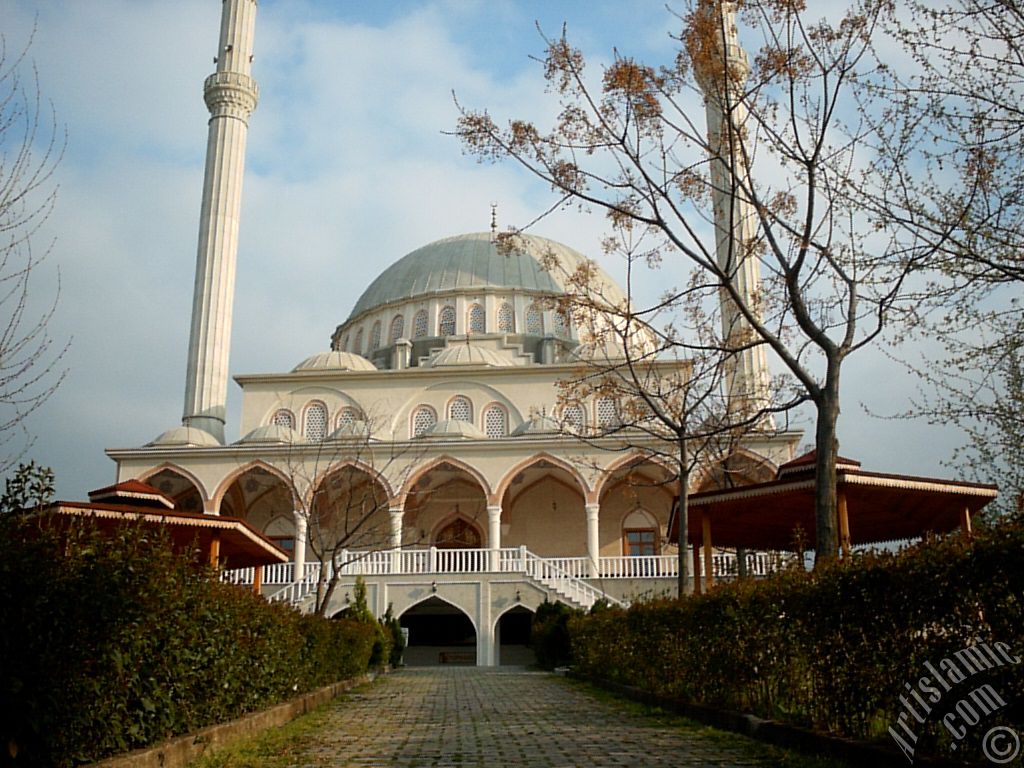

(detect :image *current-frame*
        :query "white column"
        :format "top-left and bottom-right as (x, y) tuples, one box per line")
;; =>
(389, 507), (403, 574)
(292, 512), (307, 585)
(487, 504), (502, 572)
(585, 502), (600, 578)
(478, 583), (494, 667)
(182, 0), (259, 442)
(694, 3), (773, 426)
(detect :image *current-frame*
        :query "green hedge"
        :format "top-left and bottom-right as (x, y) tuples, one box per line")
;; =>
(0, 518), (377, 767)
(570, 519), (1024, 761)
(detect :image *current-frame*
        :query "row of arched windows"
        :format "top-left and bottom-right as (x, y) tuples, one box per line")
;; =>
(271, 404), (364, 441)
(272, 396), (618, 442)
(410, 397), (509, 438)
(339, 301), (573, 354)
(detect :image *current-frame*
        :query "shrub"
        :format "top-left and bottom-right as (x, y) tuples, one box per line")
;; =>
(0, 517), (376, 767)
(569, 518), (1024, 763)
(531, 600), (578, 669)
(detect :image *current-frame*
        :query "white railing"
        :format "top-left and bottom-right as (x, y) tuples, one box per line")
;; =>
(223, 547), (787, 608)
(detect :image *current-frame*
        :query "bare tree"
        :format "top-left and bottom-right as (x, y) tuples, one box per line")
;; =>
(528, 227), (800, 593)
(0, 31), (67, 472)
(859, 2), (1024, 513)
(457, 0), (928, 563)
(227, 410), (426, 616)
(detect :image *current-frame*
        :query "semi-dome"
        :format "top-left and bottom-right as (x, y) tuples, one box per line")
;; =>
(148, 426), (222, 448)
(346, 232), (625, 322)
(293, 351), (376, 372)
(236, 424), (306, 445)
(428, 343), (517, 368)
(417, 419), (487, 440)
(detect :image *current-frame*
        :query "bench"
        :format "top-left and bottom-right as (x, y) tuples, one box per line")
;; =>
(438, 651), (476, 665)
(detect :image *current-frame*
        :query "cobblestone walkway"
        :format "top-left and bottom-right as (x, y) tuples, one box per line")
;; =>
(290, 668), (783, 767)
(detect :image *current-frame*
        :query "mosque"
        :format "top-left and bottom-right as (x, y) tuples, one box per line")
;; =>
(104, 0), (800, 665)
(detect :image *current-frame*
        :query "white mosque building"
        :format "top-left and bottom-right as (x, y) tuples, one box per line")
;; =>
(105, 0), (799, 666)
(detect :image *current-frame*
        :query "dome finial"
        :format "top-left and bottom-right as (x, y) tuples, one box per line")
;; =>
(490, 202), (498, 243)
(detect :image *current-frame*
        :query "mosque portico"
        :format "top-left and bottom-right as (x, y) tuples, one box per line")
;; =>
(105, 0), (803, 667)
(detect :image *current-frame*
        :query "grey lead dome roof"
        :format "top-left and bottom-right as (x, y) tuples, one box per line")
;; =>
(346, 232), (625, 321)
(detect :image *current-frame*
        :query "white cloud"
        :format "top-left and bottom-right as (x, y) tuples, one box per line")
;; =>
(6, 0), (967, 499)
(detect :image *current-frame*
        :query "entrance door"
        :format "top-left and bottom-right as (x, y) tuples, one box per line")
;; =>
(435, 517), (482, 549)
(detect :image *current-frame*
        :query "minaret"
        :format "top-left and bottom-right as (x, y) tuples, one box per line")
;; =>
(181, 0), (259, 443)
(693, 2), (773, 424)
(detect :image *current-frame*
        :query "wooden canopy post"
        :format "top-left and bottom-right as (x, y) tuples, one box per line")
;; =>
(960, 506), (973, 539)
(692, 540), (702, 595)
(252, 565), (263, 595)
(209, 534), (221, 568)
(702, 512), (714, 589)
(837, 489), (851, 558)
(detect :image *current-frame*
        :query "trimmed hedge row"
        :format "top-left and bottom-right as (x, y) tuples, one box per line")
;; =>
(0, 519), (378, 767)
(570, 519), (1024, 762)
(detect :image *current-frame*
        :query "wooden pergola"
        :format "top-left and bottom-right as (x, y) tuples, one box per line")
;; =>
(668, 451), (998, 593)
(39, 480), (288, 593)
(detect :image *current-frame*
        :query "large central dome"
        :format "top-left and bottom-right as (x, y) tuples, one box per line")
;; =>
(347, 232), (624, 321)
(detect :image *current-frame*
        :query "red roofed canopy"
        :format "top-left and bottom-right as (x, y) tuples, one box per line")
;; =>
(669, 451), (998, 552)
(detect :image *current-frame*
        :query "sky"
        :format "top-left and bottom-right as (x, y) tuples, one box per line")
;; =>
(5, 0), (963, 500)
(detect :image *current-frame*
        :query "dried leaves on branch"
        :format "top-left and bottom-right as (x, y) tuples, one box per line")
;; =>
(457, 0), (930, 562)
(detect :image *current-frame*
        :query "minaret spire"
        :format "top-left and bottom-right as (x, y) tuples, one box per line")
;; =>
(693, 1), (773, 424)
(182, 0), (259, 443)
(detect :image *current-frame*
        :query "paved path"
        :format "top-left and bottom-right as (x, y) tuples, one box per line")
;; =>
(290, 668), (787, 767)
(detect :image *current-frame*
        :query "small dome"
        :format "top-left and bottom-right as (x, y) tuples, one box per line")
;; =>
(236, 424), (306, 445)
(148, 426), (221, 448)
(571, 338), (628, 362)
(428, 343), (516, 368)
(511, 415), (562, 436)
(328, 420), (374, 440)
(292, 351), (376, 372)
(417, 419), (487, 440)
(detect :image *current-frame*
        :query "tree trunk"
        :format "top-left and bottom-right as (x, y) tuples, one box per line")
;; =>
(677, 439), (692, 597)
(813, 367), (841, 565)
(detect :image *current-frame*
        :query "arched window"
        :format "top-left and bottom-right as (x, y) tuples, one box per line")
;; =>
(483, 404), (507, 438)
(370, 320), (382, 350)
(553, 309), (569, 337)
(439, 305), (456, 336)
(596, 397), (618, 428)
(468, 303), (485, 334)
(272, 409), (295, 430)
(622, 509), (659, 557)
(562, 404), (584, 433)
(389, 314), (404, 343)
(413, 309), (429, 339)
(411, 405), (437, 437)
(448, 395), (472, 423)
(336, 407), (360, 431)
(526, 304), (543, 335)
(304, 401), (328, 441)
(497, 302), (514, 333)
(354, 328), (364, 354)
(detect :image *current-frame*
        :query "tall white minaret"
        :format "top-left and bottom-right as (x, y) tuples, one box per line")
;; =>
(181, 0), (259, 443)
(693, 1), (773, 424)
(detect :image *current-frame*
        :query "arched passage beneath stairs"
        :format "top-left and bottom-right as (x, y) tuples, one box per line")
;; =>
(399, 595), (478, 666)
(494, 604), (534, 666)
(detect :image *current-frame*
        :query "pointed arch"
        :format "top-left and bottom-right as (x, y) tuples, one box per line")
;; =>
(309, 458), (396, 506)
(495, 452), (590, 502)
(398, 593), (478, 633)
(138, 462), (209, 502)
(211, 460), (298, 514)
(692, 447), (777, 492)
(593, 451), (676, 501)
(431, 513), (484, 548)
(399, 455), (493, 502)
